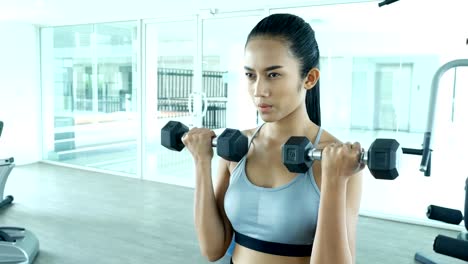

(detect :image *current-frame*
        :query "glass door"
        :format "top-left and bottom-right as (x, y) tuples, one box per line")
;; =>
(200, 12), (265, 132)
(200, 12), (265, 179)
(143, 12), (266, 187)
(41, 22), (139, 175)
(143, 18), (198, 186)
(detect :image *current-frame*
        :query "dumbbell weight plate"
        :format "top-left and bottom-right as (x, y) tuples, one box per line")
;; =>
(161, 121), (189, 151)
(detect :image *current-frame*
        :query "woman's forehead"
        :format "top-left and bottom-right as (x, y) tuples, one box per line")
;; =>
(244, 38), (297, 69)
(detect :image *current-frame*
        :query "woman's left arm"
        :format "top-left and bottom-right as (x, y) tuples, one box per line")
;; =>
(310, 143), (364, 264)
(345, 171), (363, 263)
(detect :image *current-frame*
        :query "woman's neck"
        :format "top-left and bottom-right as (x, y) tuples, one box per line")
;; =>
(262, 104), (318, 144)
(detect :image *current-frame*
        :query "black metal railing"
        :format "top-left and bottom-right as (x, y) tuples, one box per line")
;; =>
(156, 68), (228, 129)
(203, 101), (227, 129)
(157, 68), (193, 99)
(202, 70), (228, 98)
(64, 68), (228, 128)
(157, 68), (227, 99)
(74, 97), (122, 113)
(157, 98), (227, 129)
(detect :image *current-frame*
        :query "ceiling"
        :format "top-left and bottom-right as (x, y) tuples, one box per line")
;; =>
(1, 0), (467, 39)
(0, 0), (384, 25)
(0, 0), (195, 25)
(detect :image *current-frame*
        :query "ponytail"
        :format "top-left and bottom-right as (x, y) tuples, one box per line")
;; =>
(305, 79), (321, 126)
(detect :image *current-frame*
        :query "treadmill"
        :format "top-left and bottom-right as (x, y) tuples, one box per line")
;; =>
(0, 121), (40, 263)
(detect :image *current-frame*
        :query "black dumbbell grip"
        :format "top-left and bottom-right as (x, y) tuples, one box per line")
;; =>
(306, 148), (368, 163)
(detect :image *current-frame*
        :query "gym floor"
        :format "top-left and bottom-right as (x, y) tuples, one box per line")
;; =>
(0, 163), (465, 264)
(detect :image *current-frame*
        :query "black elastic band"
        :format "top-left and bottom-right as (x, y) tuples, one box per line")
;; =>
(234, 231), (312, 257)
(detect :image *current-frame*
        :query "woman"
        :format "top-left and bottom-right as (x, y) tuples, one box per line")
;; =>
(182, 13), (364, 264)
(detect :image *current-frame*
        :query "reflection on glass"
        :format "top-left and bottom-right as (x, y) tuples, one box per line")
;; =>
(202, 16), (261, 131)
(144, 20), (197, 186)
(271, 1), (468, 222)
(41, 22), (138, 175)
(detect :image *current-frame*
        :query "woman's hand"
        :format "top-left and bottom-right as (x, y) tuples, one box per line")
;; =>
(321, 142), (365, 182)
(181, 127), (216, 162)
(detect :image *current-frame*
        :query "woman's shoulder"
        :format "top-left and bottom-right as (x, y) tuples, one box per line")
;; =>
(240, 123), (265, 139)
(241, 127), (257, 138)
(224, 126), (258, 172)
(315, 127), (342, 148)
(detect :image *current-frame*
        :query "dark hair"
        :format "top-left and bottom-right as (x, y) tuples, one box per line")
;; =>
(246, 13), (321, 126)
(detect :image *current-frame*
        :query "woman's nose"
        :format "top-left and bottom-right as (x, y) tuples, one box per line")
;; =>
(253, 79), (269, 97)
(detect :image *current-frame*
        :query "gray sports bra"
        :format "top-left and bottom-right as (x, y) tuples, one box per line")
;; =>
(224, 124), (323, 256)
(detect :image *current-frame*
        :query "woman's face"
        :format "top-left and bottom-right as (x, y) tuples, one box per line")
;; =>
(244, 37), (307, 123)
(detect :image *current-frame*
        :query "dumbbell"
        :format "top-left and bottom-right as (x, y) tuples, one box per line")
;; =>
(281, 137), (402, 180)
(161, 121), (248, 162)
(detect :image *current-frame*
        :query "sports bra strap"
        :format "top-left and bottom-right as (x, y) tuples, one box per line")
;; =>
(313, 127), (323, 147)
(248, 123), (265, 149)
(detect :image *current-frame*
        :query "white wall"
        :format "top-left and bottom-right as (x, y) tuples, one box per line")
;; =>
(0, 23), (41, 165)
(320, 56), (353, 129)
(348, 56), (440, 133)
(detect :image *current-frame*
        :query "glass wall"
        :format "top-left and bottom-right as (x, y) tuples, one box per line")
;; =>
(271, 0), (468, 222)
(142, 15), (262, 186)
(41, 22), (139, 175)
(143, 19), (197, 186)
(39, 1), (468, 224)
(201, 13), (265, 182)
(201, 14), (262, 132)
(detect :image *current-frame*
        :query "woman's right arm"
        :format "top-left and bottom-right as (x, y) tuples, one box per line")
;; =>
(194, 158), (233, 261)
(183, 128), (233, 261)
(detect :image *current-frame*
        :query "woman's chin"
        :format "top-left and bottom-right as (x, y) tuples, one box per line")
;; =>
(258, 113), (278, 123)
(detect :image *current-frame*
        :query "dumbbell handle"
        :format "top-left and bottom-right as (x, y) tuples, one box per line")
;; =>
(181, 132), (218, 147)
(307, 148), (368, 164)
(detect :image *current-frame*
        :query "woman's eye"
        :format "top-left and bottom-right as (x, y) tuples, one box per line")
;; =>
(245, 72), (256, 79)
(268, 72), (280, 78)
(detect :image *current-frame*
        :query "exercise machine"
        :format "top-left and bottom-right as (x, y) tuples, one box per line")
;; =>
(0, 121), (40, 263)
(0, 120), (14, 209)
(0, 157), (14, 209)
(413, 59), (468, 263)
(415, 179), (468, 263)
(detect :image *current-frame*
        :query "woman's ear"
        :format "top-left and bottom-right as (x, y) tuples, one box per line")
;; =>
(304, 68), (320, 90)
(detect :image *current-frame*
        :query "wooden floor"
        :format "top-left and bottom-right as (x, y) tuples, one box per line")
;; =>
(0, 163), (465, 264)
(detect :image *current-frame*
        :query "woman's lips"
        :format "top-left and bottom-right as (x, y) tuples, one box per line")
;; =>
(258, 103), (272, 112)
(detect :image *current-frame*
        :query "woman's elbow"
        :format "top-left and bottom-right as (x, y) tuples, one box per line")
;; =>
(200, 247), (225, 262)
